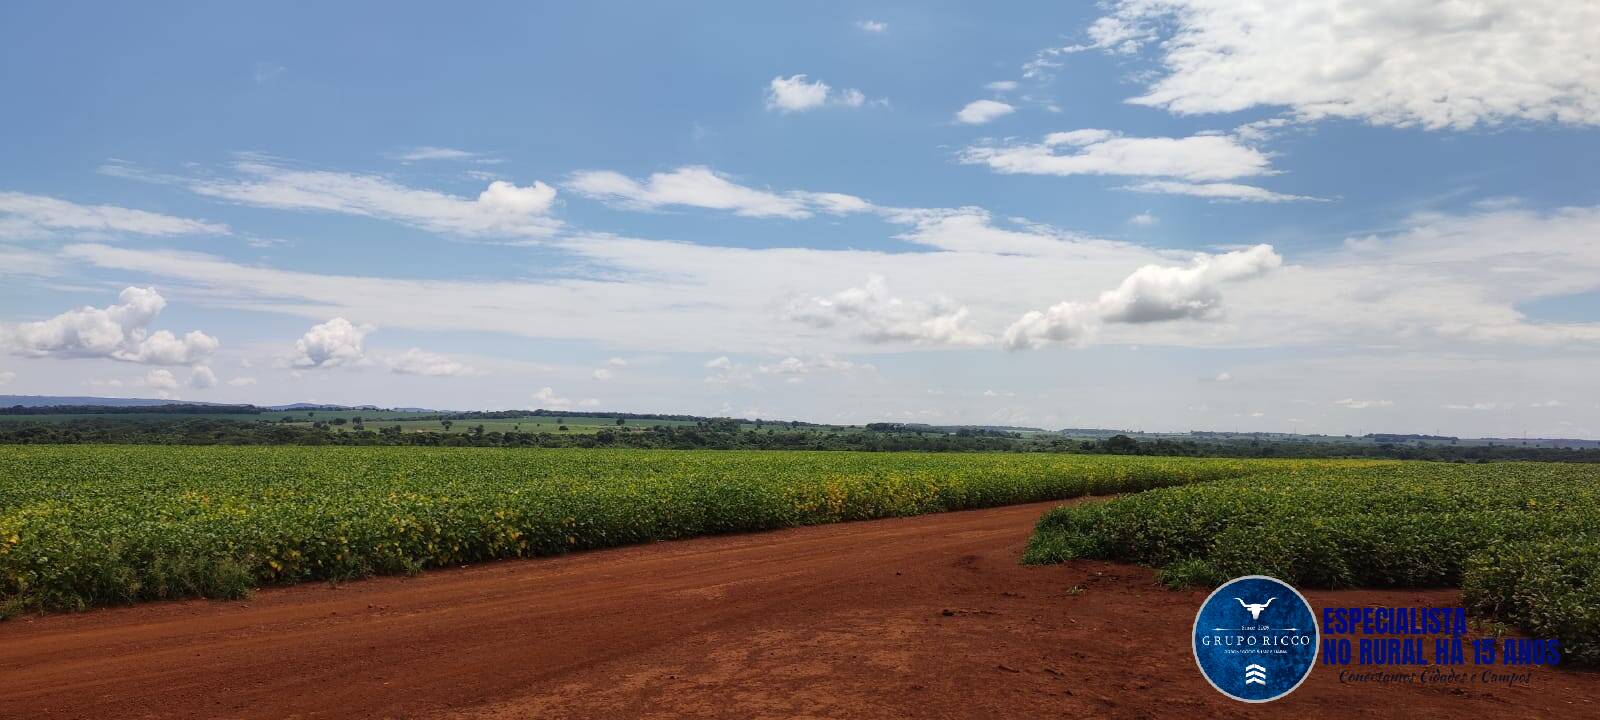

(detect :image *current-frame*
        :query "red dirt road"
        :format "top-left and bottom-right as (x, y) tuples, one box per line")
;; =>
(3, 500), (1597, 719)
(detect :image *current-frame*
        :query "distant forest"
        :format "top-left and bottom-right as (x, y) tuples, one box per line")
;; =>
(1, 415), (1596, 462)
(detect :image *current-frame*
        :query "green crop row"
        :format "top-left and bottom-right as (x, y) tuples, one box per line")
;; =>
(1023, 461), (1600, 663)
(0, 445), (1269, 615)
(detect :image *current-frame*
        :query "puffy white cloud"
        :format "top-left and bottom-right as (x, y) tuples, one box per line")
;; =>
(293, 318), (373, 368)
(387, 348), (477, 377)
(788, 275), (991, 346)
(1074, 1), (1600, 129)
(129, 158), (560, 238)
(1004, 245), (1281, 349)
(955, 100), (1015, 125)
(1129, 212), (1159, 226)
(961, 129), (1272, 181)
(143, 368), (179, 391)
(0, 191), (227, 240)
(702, 356), (754, 387)
(189, 365), (217, 389)
(1334, 398), (1394, 409)
(1123, 180), (1318, 203)
(766, 75), (873, 112)
(757, 355), (871, 379)
(1098, 244), (1281, 323)
(566, 166), (872, 219)
(531, 386), (596, 410)
(591, 368), (613, 380)
(856, 20), (888, 33)
(5, 287), (218, 365)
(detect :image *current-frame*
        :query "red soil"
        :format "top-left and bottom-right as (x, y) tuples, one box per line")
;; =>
(2, 499), (1595, 719)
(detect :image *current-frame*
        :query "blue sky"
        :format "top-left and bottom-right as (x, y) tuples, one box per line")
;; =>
(2, 1), (1598, 437)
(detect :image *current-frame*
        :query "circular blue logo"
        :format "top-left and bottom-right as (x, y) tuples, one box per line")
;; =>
(1192, 575), (1319, 703)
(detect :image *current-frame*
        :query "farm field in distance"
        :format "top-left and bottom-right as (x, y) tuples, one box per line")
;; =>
(0, 445), (1253, 615)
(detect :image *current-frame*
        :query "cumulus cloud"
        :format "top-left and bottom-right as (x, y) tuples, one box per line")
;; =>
(757, 355), (871, 383)
(293, 318), (373, 368)
(1073, 1), (1600, 129)
(531, 386), (596, 410)
(143, 368), (179, 391)
(1129, 212), (1159, 226)
(566, 166), (872, 219)
(0, 191), (227, 240)
(766, 75), (873, 112)
(118, 158), (560, 238)
(856, 20), (887, 33)
(789, 275), (991, 346)
(4, 287), (218, 365)
(592, 368), (613, 380)
(387, 347), (477, 377)
(955, 99), (1016, 125)
(1004, 245), (1281, 349)
(961, 129), (1272, 181)
(189, 365), (217, 389)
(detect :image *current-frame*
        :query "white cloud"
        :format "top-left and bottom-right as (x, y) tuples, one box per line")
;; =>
(132, 159), (560, 239)
(1443, 401), (1506, 411)
(144, 368), (179, 391)
(386, 146), (494, 163)
(757, 355), (871, 379)
(387, 347), (477, 377)
(955, 99), (1015, 125)
(4, 287), (218, 365)
(531, 386), (595, 411)
(58, 203), (1600, 358)
(961, 130), (1272, 181)
(592, 367), (613, 380)
(1335, 398), (1394, 409)
(1123, 181), (1318, 203)
(0, 192), (227, 240)
(567, 166), (872, 219)
(0, 370), (13, 385)
(189, 365), (217, 389)
(856, 20), (888, 33)
(293, 318), (373, 368)
(766, 75), (874, 112)
(788, 275), (991, 346)
(1004, 245), (1281, 349)
(227, 377), (257, 387)
(986, 81), (1019, 92)
(1075, 1), (1600, 129)
(1214, 372), (1232, 382)
(605, 357), (628, 367)
(1129, 212), (1159, 226)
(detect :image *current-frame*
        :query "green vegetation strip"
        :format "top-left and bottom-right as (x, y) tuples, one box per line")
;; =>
(1023, 461), (1600, 663)
(0, 446), (1263, 616)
